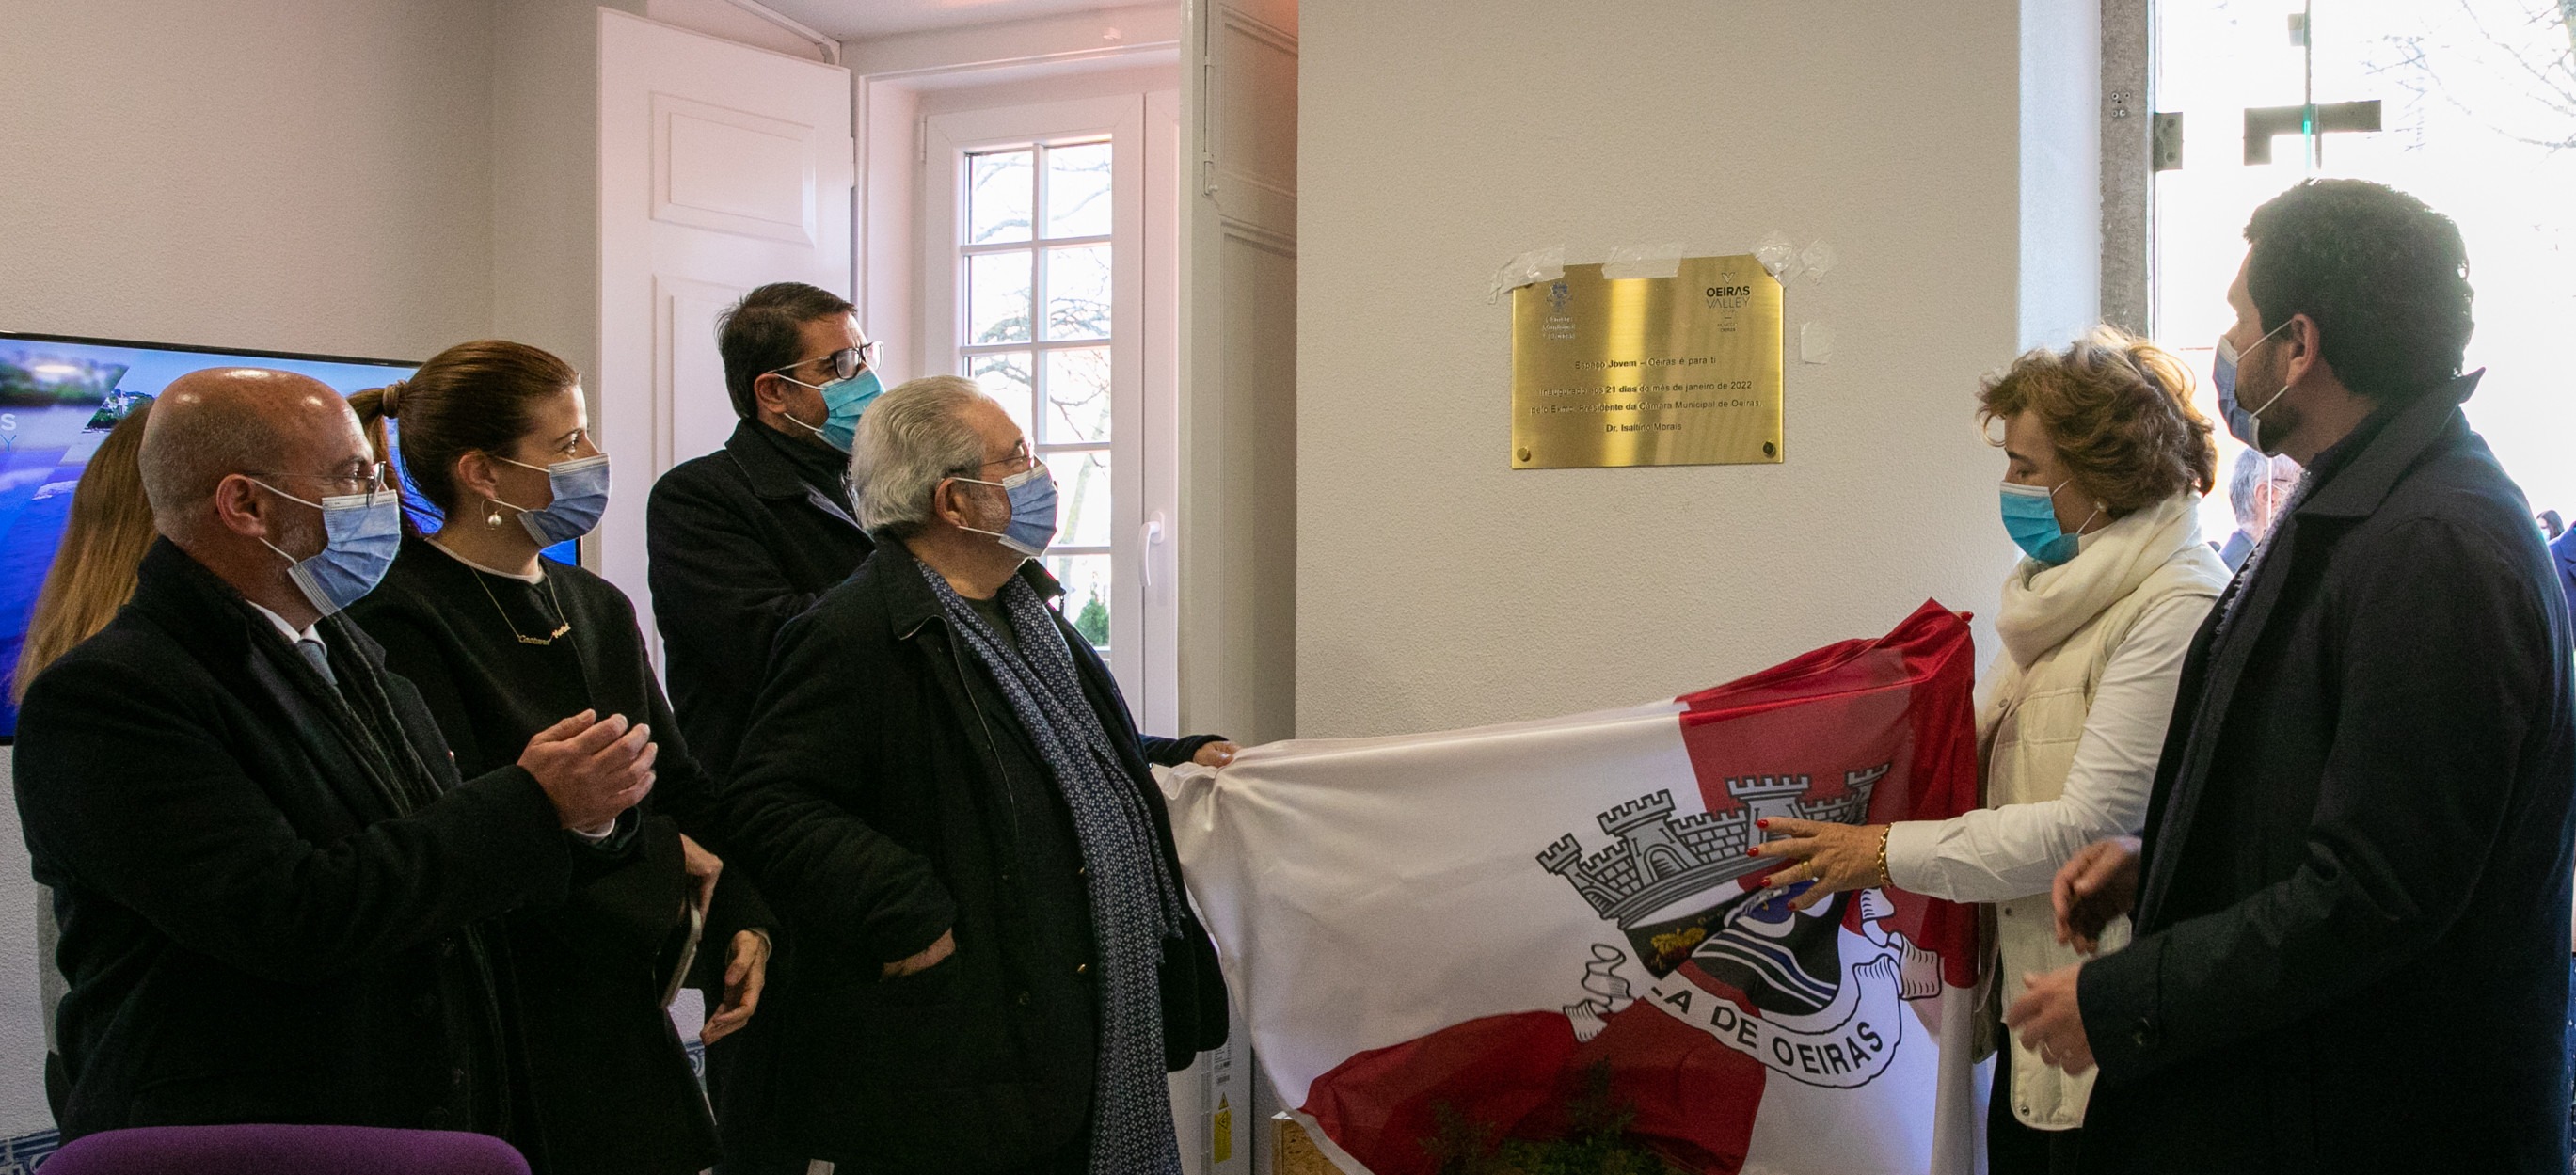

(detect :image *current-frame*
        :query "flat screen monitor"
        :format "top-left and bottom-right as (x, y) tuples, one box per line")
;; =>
(0, 332), (575, 740)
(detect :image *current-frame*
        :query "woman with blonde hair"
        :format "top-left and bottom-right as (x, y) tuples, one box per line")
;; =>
(12, 401), (156, 1124)
(1748, 328), (2231, 1172)
(14, 402), (156, 703)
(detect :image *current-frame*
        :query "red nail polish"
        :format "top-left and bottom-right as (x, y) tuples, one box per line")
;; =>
(1756, 818), (1770, 829)
(1745, 848), (1760, 858)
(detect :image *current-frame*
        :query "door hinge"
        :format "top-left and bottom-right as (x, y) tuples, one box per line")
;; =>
(2153, 111), (2184, 172)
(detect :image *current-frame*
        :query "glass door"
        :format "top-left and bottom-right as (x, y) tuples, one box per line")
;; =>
(2151, 0), (2576, 535)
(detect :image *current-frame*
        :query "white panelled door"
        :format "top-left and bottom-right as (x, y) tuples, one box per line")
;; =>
(597, 8), (852, 658)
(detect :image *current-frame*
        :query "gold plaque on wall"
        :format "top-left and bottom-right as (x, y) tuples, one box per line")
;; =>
(1510, 254), (1784, 468)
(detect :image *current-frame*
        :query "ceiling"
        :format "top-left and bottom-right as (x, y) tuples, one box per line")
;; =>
(758, 0), (1135, 40)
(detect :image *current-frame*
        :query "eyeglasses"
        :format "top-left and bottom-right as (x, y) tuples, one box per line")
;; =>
(955, 441), (1033, 475)
(770, 341), (882, 383)
(250, 462), (391, 498)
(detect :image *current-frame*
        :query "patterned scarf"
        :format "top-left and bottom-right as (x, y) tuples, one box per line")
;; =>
(921, 564), (1186, 1175)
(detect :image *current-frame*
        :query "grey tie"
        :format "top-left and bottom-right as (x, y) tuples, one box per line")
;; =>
(294, 637), (336, 687)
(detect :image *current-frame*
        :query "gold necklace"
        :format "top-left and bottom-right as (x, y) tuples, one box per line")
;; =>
(469, 564), (572, 646)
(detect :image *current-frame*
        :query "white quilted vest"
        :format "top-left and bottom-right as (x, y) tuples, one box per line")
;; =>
(1981, 492), (2228, 1129)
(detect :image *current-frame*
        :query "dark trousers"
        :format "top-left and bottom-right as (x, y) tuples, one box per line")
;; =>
(1989, 1050), (2082, 1175)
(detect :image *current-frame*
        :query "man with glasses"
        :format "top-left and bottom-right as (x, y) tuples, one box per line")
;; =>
(648, 282), (880, 784)
(15, 368), (655, 1142)
(644, 282), (883, 1174)
(714, 376), (1228, 1175)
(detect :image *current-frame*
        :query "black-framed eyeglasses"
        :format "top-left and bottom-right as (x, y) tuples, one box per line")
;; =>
(249, 461), (391, 498)
(770, 341), (882, 383)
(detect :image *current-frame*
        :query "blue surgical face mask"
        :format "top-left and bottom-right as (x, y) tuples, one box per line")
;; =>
(955, 462), (1059, 558)
(2214, 320), (2295, 453)
(1999, 480), (2099, 566)
(491, 453), (612, 546)
(254, 484), (404, 616)
(781, 370), (884, 453)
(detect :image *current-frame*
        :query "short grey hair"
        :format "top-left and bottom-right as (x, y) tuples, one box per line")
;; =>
(853, 374), (992, 537)
(2225, 447), (2271, 525)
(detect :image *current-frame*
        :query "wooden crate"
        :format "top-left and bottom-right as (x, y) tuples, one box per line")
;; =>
(1274, 1114), (1349, 1175)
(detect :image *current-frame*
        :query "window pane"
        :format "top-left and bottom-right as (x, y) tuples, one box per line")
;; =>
(969, 351), (1034, 439)
(968, 151), (1032, 245)
(1046, 553), (1112, 652)
(1043, 141), (1113, 238)
(1041, 347), (1112, 444)
(1046, 450), (1112, 548)
(1043, 245), (1111, 341)
(968, 251), (1032, 344)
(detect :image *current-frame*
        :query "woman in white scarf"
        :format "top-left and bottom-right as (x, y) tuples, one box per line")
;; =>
(1749, 328), (2233, 1175)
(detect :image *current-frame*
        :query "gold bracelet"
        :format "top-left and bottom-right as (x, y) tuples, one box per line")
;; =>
(1874, 826), (1893, 889)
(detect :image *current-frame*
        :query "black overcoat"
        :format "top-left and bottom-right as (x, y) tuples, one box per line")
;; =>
(715, 539), (1228, 1173)
(2077, 373), (2576, 1172)
(644, 420), (875, 781)
(15, 540), (574, 1139)
(350, 534), (782, 1175)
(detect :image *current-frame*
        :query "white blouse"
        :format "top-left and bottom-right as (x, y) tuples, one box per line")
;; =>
(1882, 594), (2204, 903)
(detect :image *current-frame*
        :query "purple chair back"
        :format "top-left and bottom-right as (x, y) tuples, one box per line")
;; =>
(40, 1124), (530, 1175)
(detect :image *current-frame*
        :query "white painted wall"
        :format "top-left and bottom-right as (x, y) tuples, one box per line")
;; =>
(0, 0), (503, 1136)
(2021, 0), (2106, 351)
(0, 744), (38, 1135)
(0, 0), (497, 360)
(490, 0), (657, 400)
(1296, 0), (2050, 738)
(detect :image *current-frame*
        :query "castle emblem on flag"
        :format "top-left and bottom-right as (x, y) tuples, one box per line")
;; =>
(1532, 762), (1940, 1088)
(1537, 765), (1887, 928)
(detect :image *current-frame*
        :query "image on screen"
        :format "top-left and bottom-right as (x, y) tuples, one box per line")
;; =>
(0, 333), (574, 740)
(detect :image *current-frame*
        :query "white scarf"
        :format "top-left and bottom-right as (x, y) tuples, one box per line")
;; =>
(1995, 492), (2208, 668)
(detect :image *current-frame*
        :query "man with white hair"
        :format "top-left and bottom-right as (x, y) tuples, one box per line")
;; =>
(2213, 447), (2301, 570)
(714, 375), (1229, 1174)
(14, 368), (657, 1141)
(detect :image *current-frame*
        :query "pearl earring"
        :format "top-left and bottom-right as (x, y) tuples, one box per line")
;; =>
(486, 499), (505, 528)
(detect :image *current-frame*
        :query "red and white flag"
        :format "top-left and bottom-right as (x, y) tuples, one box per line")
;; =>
(1165, 602), (1987, 1175)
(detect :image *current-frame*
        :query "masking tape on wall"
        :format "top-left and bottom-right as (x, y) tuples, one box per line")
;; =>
(1598, 241), (1686, 280)
(1487, 245), (1566, 302)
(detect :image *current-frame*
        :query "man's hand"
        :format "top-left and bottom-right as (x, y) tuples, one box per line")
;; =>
(2052, 835), (2142, 953)
(517, 710), (658, 832)
(1193, 741), (1240, 768)
(678, 834), (722, 917)
(700, 929), (770, 1044)
(882, 929), (957, 979)
(2003, 963), (2095, 1074)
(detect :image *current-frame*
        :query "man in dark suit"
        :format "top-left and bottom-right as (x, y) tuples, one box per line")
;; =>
(15, 369), (656, 1140)
(644, 282), (881, 1173)
(646, 282), (879, 784)
(2008, 180), (2576, 1171)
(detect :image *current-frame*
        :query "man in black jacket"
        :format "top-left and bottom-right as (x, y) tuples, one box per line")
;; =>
(717, 377), (1228, 1175)
(644, 284), (883, 1173)
(646, 282), (879, 783)
(15, 369), (656, 1140)
(2010, 181), (2576, 1171)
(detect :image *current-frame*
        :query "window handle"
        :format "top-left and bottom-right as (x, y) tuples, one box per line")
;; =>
(1141, 512), (1168, 590)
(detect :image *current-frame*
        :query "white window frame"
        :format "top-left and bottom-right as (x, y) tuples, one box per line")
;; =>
(920, 94), (1181, 731)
